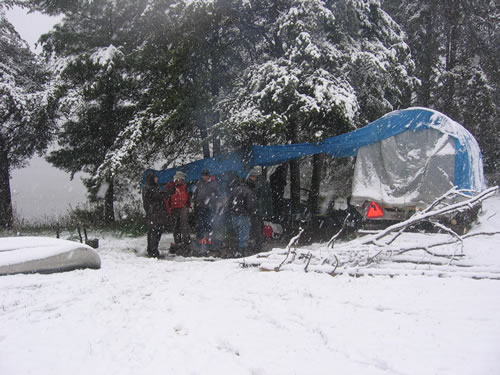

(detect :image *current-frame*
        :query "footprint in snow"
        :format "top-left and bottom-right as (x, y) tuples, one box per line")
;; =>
(173, 324), (188, 336)
(216, 339), (240, 356)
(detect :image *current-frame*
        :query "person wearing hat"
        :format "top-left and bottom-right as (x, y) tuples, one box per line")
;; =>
(192, 169), (219, 245)
(142, 172), (172, 258)
(228, 175), (256, 257)
(164, 171), (191, 249)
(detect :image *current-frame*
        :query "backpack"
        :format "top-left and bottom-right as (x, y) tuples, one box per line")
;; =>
(170, 184), (189, 209)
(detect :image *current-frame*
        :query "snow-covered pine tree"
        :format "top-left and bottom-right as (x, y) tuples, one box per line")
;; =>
(434, 0), (499, 177)
(0, 4), (52, 228)
(30, 0), (415, 217)
(216, 0), (415, 213)
(95, 0), (255, 181)
(37, 0), (148, 222)
(382, 0), (499, 178)
(382, 0), (439, 107)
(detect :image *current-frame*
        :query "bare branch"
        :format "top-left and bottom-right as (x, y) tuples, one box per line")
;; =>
(304, 253), (313, 272)
(276, 227), (304, 271)
(253, 187), (500, 279)
(328, 254), (339, 276)
(463, 231), (500, 239)
(327, 213), (350, 249)
(337, 186), (498, 250)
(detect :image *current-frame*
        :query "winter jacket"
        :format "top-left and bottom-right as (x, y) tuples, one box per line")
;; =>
(228, 181), (256, 217)
(193, 178), (219, 209)
(142, 174), (170, 226)
(164, 180), (190, 212)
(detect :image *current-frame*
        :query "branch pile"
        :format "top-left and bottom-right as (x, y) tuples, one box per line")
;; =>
(243, 186), (500, 280)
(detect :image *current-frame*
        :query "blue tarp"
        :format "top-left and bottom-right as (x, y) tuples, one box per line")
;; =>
(144, 107), (485, 192)
(144, 149), (249, 186)
(318, 107), (486, 191)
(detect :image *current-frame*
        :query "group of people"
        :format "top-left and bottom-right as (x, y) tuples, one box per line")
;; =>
(142, 167), (285, 259)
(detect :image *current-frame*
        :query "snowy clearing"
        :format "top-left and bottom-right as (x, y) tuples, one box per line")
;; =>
(1, 193), (500, 375)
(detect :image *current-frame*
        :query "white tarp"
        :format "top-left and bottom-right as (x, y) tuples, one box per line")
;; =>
(351, 128), (457, 208)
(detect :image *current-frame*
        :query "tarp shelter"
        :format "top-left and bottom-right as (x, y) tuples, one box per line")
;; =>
(321, 107), (487, 207)
(144, 107), (486, 207)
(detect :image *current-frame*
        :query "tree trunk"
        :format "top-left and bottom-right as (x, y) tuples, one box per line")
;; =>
(290, 160), (301, 216)
(213, 137), (221, 156)
(288, 119), (301, 216)
(308, 154), (323, 215)
(200, 126), (211, 159)
(0, 136), (13, 228)
(419, 4), (437, 107)
(442, 0), (460, 117)
(104, 178), (115, 223)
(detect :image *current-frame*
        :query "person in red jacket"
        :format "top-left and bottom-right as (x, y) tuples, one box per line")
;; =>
(165, 171), (191, 248)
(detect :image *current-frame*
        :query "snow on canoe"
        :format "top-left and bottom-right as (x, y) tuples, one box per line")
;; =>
(0, 237), (101, 276)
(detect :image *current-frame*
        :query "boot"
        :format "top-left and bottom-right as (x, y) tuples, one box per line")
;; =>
(234, 246), (248, 258)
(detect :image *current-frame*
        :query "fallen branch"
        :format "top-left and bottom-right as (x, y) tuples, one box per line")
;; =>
(337, 186), (498, 251)
(394, 246), (464, 259)
(304, 252), (313, 272)
(327, 213), (350, 249)
(328, 254), (339, 275)
(428, 220), (464, 263)
(276, 228), (304, 271)
(253, 187), (499, 279)
(463, 231), (500, 239)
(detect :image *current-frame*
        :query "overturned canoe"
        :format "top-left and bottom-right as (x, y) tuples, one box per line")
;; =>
(0, 237), (101, 276)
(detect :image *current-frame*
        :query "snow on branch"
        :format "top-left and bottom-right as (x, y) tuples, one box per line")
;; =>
(245, 186), (500, 279)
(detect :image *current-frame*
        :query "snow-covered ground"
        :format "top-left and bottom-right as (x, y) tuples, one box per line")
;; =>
(1, 193), (500, 375)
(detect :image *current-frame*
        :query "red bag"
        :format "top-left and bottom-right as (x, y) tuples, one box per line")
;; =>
(264, 225), (273, 238)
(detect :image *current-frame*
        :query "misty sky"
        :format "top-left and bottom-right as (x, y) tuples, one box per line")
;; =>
(7, 7), (87, 222)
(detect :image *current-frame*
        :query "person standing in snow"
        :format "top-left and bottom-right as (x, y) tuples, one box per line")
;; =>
(142, 173), (171, 258)
(228, 177), (256, 257)
(210, 172), (237, 249)
(247, 170), (273, 252)
(193, 169), (219, 244)
(164, 171), (191, 249)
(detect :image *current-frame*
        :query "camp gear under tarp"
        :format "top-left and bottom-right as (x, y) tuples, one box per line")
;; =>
(346, 108), (486, 208)
(143, 108), (486, 206)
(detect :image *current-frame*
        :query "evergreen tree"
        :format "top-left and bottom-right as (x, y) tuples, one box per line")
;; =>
(434, 0), (499, 176)
(217, 0), (415, 213)
(382, 0), (499, 177)
(96, 0), (251, 180)
(35, 0), (147, 222)
(93, 0), (417, 215)
(0, 4), (53, 228)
